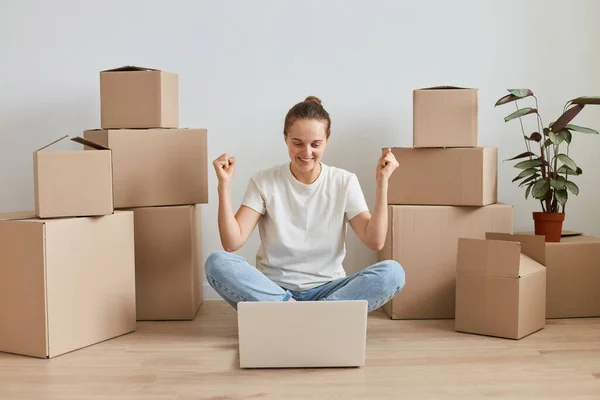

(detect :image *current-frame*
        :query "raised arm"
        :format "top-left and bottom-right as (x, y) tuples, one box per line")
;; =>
(213, 153), (261, 252)
(349, 148), (399, 251)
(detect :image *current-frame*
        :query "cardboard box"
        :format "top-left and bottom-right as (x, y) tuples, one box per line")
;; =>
(413, 86), (478, 148)
(516, 232), (600, 318)
(455, 233), (547, 340)
(100, 65), (178, 129)
(387, 147), (497, 206)
(0, 211), (136, 359)
(83, 128), (208, 208)
(378, 204), (513, 319)
(126, 205), (203, 320)
(546, 234), (600, 318)
(34, 135), (113, 218)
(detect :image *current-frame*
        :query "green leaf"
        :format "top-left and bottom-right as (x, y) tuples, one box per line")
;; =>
(504, 107), (537, 122)
(514, 158), (543, 169)
(525, 182), (533, 199)
(565, 181), (580, 195)
(551, 104), (584, 132)
(544, 138), (553, 148)
(549, 131), (565, 145)
(557, 153), (577, 171)
(555, 189), (568, 206)
(505, 151), (536, 161)
(569, 96), (600, 105)
(565, 124), (599, 134)
(550, 176), (566, 189)
(563, 129), (572, 144)
(557, 165), (582, 175)
(532, 179), (550, 199)
(508, 89), (533, 98)
(519, 174), (540, 187)
(516, 168), (539, 179)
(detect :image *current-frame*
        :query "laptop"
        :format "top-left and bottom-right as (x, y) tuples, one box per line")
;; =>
(237, 300), (368, 368)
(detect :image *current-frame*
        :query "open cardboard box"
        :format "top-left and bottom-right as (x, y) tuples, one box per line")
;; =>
(100, 65), (178, 129)
(413, 86), (478, 148)
(34, 135), (113, 219)
(455, 232), (547, 340)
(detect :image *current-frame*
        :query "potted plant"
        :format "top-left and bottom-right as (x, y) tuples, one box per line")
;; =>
(495, 89), (599, 242)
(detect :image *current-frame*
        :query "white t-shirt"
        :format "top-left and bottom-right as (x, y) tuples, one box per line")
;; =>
(240, 162), (370, 291)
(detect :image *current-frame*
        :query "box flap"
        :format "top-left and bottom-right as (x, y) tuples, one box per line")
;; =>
(485, 232), (546, 265)
(36, 135), (69, 151)
(35, 135), (109, 151)
(518, 254), (545, 277)
(100, 65), (159, 72)
(70, 136), (109, 150)
(457, 238), (521, 278)
(0, 211), (37, 221)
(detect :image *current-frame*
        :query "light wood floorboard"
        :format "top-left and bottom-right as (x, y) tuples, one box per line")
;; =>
(1, 301), (599, 399)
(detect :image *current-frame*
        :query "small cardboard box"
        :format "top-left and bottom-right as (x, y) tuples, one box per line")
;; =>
(34, 135), (113, 218)
(455, 232), (547, 340)
(0, 211), (136, 359)
(413, 86), (478, 148)
(387, 147), (497, 206)
(100, 65), (178, 129)
(126, 205), (203, 320)
(378, 203), (513, 319)
(83, 128), (208, 208)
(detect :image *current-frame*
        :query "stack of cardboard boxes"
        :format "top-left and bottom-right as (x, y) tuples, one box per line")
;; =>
(379, 86), (514, 323)
(379, 86), (544, 339)
(85, 66), (208, 321)
(380, 86), (600, 340)
(0, 66), (208, 359)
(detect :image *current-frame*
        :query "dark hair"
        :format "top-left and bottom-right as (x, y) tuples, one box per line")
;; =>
(283, 96), (331, 138)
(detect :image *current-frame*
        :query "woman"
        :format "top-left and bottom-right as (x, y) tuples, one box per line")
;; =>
(205, 96), (405, 312)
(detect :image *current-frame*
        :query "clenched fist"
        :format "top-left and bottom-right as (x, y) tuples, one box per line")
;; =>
(213, 153), (236, 184)
(376, 148), (399, 183)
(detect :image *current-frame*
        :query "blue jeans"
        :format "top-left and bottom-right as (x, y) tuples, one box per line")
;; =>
(204, 251), (406, 313)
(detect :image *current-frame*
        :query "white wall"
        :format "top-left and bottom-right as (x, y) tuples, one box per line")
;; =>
(2, 0), (599, 300)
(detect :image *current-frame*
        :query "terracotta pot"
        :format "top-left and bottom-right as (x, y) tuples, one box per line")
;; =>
(532, 212), (565, 242)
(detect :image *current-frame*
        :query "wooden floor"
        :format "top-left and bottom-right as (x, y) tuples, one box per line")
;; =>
(1, 301), (600, 399)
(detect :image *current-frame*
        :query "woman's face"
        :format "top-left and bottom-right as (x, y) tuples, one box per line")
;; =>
(285, 119), (328, 174)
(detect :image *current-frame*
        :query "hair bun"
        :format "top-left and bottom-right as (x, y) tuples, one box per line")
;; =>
(304, 96), (322, 105)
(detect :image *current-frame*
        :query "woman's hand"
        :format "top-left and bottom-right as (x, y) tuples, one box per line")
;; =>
(376, 148), (399, 184)
(213, 153), (236, 185)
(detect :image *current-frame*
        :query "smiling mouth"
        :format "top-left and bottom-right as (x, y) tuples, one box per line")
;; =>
(298, 157), (313, 162)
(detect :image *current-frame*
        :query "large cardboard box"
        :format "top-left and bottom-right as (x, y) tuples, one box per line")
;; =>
(0, 211), (136, 359)
(84, 128), (208, 208)
(387, 147), (497, 206)
(34, 135), (113, 218)
(546, 234), (600, 318)
(100, 65), (178, 129)
(455, 233), (547, 340)
(513, 233), (600, 318)
(378, 204), (513, 319)
(413, 86), (478, 148)
(126, 205), (203, 320)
